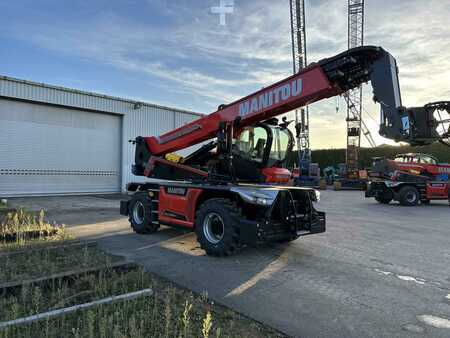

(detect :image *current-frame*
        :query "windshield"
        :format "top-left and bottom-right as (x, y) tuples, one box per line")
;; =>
(234, 126), (268, 163)
(419, 155), (437, 164)
(233, 125), (291, 166)
(268, 127), (290, 166)
(394, 154), (437, 164)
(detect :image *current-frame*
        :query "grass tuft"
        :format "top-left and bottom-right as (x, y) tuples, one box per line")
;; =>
(0, 210), (286, 338)
(0, 208), (68, 246)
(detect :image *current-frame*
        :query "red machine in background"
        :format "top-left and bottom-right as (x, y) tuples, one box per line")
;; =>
(120, 46), (448, 256)
(366, 153), (450, 206)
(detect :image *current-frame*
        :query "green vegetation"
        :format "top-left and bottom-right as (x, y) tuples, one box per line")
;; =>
(0, 216), (285, 338)
(0, 268), (284, 337)
(0, 208), (67, 246)
(0, 243), (121, 285)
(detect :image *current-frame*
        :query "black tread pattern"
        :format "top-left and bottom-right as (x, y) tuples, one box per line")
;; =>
(195, 198), (242, 257)
(398, 185), (420, 207)
(128, 193), (159, 234)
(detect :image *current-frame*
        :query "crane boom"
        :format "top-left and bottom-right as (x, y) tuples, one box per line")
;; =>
(133, 46), (446, 177)
(145, 63), (334, 156)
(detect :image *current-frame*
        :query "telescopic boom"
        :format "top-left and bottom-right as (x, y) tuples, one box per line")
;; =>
(133, 46), (448, 175)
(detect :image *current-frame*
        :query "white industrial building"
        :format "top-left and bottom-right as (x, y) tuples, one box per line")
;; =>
(0, 75), (203, 196)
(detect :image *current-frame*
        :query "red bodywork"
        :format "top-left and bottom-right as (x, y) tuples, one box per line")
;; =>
(158, 187), (202, 228)
(144, 156), (208, 178)
(426, 182), (449, 200)
(393, 162), (450, 177)
(390, 155), (450, 199)
(145, 65), (339, 156)
(262, 167), (292, 184)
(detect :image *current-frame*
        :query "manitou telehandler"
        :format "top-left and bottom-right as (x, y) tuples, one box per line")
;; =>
(120, 46), (448, 256)
(366, 151), (450, 206)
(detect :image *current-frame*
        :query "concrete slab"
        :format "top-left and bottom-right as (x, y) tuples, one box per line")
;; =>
(8, 192), (450, 337)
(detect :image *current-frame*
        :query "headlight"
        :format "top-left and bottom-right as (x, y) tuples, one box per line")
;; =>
(250, 193), (273, 206)
(231, 188), (275, 206)
(255, 197), (270, 205)
(312, 189), (320, 202)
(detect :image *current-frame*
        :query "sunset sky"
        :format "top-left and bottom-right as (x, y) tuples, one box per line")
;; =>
(1, 0), (449, 148)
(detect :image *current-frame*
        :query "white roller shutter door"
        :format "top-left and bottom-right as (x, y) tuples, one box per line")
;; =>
(0, 100), (121, 196)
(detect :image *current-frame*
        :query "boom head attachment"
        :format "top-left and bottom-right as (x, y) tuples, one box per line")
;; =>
(319, 46), (449, 146)
(370, 53), (448, 146)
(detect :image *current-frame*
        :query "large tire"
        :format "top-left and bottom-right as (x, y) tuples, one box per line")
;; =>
(128, 193), (159, 234)
(398, 186), (420, 206)
(195, 198), (241, 257)
(375, 196), (392, 204)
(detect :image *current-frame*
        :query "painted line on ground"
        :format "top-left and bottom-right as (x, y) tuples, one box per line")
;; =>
(397, 275), (426, 285)
(417, 315), (450, 329)
(372, 268), (446, 288)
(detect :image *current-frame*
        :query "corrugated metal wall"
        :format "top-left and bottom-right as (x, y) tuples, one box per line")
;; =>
(0, 100), (121, 196)
(0, 76), (203, 194)
(121, 107), (200, 190)
(0, 76), (200, 118)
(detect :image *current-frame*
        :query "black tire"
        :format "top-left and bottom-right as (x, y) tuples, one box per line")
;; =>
(195, 198), (241, 257)
(398, 186), (420, 206)
(128, 193), (159, 234)
(375, 196), (392, 204)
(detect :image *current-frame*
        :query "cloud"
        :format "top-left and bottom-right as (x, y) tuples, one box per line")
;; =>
(2, 0), (449, 148)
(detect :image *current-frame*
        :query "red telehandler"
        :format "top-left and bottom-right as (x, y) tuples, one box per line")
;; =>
(366, 151), (450, 206)
(120, 46), (448, 256)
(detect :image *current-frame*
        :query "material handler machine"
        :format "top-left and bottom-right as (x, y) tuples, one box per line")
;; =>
(366, 151), (450, 206)
(121, 46), (448, 256)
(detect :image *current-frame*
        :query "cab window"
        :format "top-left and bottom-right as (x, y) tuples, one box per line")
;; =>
(268, 128), (290, 166)
(234, 126), (268, 163)
(419, 155), (437, 164)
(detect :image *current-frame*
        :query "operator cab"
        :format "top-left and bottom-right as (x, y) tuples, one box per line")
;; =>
(394, 153), (438, 165)
(232, 119), (294, 183)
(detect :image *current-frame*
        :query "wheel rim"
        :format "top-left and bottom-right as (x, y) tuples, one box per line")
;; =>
(132, 201), (145, 224)
(405, 191), (417, 203)
(203, 212), (225, 244)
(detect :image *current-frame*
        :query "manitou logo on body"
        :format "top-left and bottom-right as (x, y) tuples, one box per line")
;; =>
(166, 187), (187, 196)
(239, 79), (303, 117)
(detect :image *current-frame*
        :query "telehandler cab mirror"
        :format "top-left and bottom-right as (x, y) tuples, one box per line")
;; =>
(280, 116), (292, 129)
(217, 121), (227, 154)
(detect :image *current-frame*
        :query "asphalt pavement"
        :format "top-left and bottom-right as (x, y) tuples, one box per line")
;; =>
(9, 191), (450, 337)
